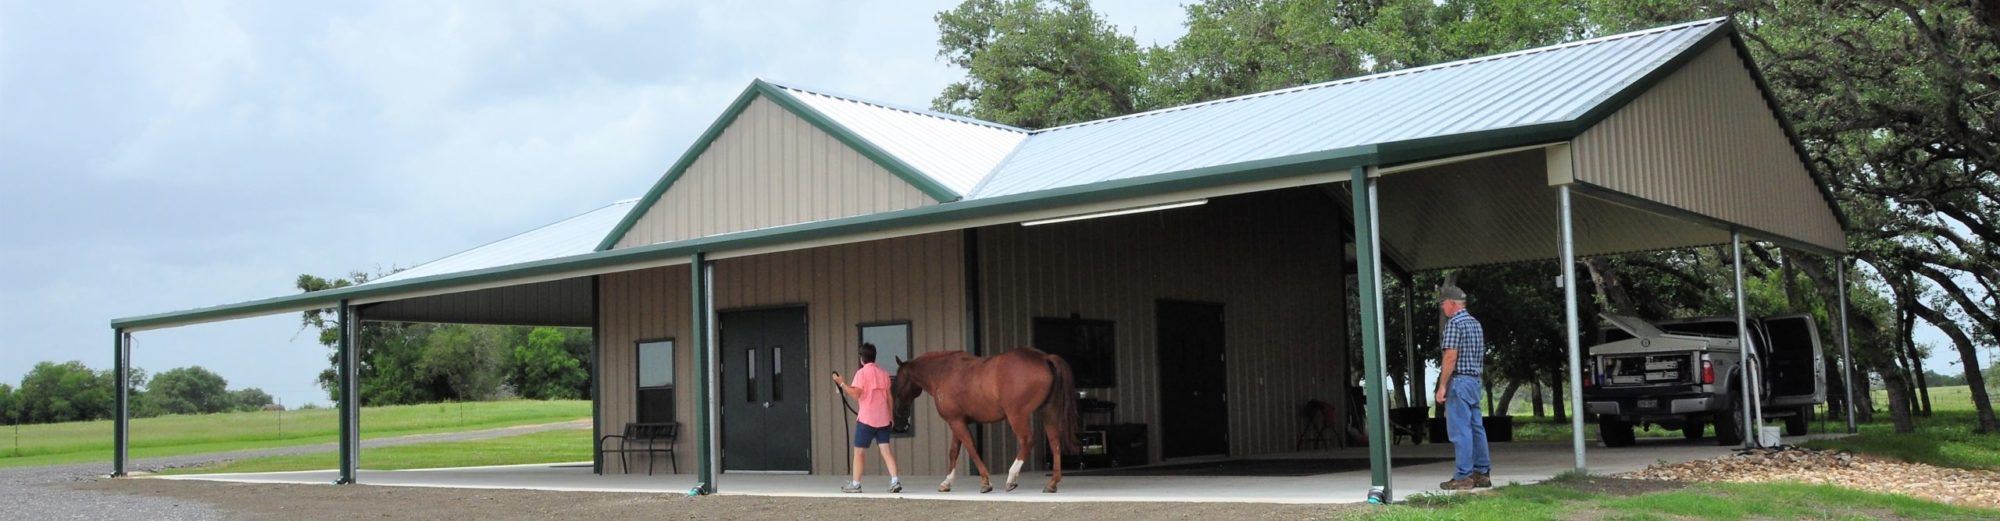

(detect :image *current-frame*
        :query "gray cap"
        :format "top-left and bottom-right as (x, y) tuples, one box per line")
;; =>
(1438, 285), (1467, 301)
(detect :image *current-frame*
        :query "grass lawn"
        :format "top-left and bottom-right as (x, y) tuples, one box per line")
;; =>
(159, 427), (592, 475)
(0, 400), (589, 469)
(1366, 476), (1996, 520)
(1803, 386), (2000, 471)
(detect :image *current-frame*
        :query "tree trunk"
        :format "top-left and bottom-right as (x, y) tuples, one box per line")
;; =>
(1853, 362), (1875, 423)
(1495, 380), (1522, 417)
(1551, 374), (1567, 423)
(1532, 380), (1546, 418)
(1392, 371), (1408, 409)
(1879, 364), (1917, 433)
(1904, 299), (2000, 433)
(1583, 258), (1637, 316)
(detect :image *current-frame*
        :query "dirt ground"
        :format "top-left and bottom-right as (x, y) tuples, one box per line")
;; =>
(75, 479), (1367, 521)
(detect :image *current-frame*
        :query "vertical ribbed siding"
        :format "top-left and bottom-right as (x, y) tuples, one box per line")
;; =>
(598, 232), (964, 475)
(1573, 42), (1844, 252)
(976, 188), (1347, 465)
(612, 96), (939, 250)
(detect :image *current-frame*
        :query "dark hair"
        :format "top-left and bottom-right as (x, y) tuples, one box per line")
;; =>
(859, 342), (877, 364)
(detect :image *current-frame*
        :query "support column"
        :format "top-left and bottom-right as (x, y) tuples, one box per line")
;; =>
(113, 329), (130, 477)
(1351, 168), (1393, 502)
(691, 253), (716, 495)
(1559, 185), (1586, 473)
(1836, 256), (1857, 434)
(1731, 232), (1759, 448)
(591, 276), (604, 474)
(337, 300), (359, 484)
(1403, 278), (1419, 410)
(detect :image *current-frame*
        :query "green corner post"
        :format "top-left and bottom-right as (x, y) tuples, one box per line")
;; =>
(591, 275), (605, 475)
(336, 300), (357, 484)
(691, 252), (715, 495)
(113, 329), (129, 477)
(1351, 166), (1394, 503)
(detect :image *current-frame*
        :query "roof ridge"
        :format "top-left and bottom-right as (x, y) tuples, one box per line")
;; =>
(765, 80), (1031, 134)
(1030, 17), (1730, 134)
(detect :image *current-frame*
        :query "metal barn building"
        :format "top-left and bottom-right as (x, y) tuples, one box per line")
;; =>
(111, 18), (1855, 501)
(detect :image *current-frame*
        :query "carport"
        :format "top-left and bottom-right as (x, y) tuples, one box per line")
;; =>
(110, 17), (1853, 504)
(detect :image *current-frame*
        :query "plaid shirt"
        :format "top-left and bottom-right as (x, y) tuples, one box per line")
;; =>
(1443, 309), (1487, 377)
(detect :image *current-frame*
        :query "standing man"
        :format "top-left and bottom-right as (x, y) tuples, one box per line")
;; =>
(831, 343), (902, 493)
(1435, 286), (1492, 490)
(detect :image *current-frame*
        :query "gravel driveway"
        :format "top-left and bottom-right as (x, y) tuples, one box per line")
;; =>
(0, 420), (588, 521)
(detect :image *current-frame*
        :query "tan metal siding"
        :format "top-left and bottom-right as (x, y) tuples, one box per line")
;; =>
(598, 232), (964, 475)
(1573, 42), (1845, 252)
(976, 188), (1348, 465)
(613, 96), (938, 250)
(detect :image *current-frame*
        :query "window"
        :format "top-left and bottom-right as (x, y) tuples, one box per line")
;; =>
(858, 321), (913, 437)
(1033, 316), (1116, 387)
(859, 322), (911, 376)
(638, 339), (674, 423)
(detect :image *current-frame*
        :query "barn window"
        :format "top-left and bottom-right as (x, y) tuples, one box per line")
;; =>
(637, 339), (675, 423)
(859, 321), (914, 437)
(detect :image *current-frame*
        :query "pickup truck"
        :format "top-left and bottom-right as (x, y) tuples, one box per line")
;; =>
(1581, 314), (1826, 447)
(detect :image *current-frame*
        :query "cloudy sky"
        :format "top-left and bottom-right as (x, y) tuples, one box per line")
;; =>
(0, 1), (1192, 407)
(1, 1), (1975, 409)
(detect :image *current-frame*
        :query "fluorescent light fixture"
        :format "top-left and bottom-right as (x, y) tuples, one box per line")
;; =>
(1020, 199), (1209, 226)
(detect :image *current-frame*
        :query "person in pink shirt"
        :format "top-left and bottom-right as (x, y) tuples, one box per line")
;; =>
(831, 342), (901, 493)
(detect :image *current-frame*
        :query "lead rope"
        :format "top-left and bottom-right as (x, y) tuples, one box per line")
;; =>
(834, 378), (858, 475)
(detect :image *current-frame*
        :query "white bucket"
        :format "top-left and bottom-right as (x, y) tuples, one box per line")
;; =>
(1758, 426), (1783, 446)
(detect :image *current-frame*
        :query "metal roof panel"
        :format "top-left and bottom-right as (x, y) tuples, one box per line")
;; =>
(372, 199), (637, 284)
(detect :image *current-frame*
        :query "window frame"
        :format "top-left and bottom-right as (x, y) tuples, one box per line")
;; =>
(856, 320), (914, 438)
(635, 337), (676, 424)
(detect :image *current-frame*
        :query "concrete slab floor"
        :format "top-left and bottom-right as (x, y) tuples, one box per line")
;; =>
(152, 434), (1838, 504)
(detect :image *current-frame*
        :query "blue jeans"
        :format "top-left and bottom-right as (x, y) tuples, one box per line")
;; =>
(1446, 375), (1492, 480)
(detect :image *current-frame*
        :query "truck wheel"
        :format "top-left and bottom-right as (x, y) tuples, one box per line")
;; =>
(1599, 419), (1636, 447)
(1784, 406), (1810, 436)
(1715, 392), (1745, 446)
(1683, 418), (1705, 441)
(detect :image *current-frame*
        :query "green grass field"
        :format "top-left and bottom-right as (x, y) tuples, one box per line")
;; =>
(0, 400), (589, 469)
(1368, 476), (1995, 520)
(1803, 386), (2000, 471)
(159, 427), (593, 475)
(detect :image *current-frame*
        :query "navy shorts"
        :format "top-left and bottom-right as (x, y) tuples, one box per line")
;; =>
(853, 422), (893, 448)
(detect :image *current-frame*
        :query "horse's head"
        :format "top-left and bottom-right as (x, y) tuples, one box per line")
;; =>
(890, 355), (917, 434)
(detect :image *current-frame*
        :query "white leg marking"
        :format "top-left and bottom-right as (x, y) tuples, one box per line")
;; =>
(941, 469), (957, 487)
(1007, 459), (1024, 486)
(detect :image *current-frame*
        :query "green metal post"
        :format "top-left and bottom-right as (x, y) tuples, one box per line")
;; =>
(336, 300), (356, 484)
(113, 329), (129, 477)
(591, 275), (604, 474)
(1352, 167), (1393, 502)
(691, 253), (715, 494)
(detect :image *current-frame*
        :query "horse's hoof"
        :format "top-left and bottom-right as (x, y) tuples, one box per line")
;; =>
(980, 484), (993, 493)
(1044, 486), (1058, 493)
(1007, 483), (1019, 492)
(938, 485), (951, 493)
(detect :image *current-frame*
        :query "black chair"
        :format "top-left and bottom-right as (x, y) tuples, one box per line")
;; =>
(1296, 399), (1335, 450)
(598, 422), (677, 475)
(1390, 406), (1428, 446)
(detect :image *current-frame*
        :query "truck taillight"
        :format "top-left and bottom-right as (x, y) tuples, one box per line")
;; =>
(1701, 357), (1715, 385)
(1583, 363), (1594, 388)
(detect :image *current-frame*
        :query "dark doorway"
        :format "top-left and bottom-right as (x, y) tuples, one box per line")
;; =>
(719, 306), (811, 472)
(1158, 300), (1228, 459)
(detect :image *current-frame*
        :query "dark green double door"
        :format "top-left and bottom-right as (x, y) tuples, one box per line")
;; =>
(720, 307), (811, 473)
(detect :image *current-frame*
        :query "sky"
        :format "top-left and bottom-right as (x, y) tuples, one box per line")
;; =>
(0, 1), (1980, 410)
(0, 0), (1193, 408)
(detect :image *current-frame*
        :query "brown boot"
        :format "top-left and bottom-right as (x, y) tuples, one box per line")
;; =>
(1439, 478), (1477, 490)
(1471, 472), (1492, 488)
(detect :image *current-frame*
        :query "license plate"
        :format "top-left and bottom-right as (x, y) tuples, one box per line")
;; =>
(1646, 360), (1678, 371)
(1647, 371), (1679, 381)
(1638, 399), (1658, 409)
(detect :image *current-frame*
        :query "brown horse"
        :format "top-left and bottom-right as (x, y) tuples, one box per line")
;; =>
(890, 347), (1081, 493)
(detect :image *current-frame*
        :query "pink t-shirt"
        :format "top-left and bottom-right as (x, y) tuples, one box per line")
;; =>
(853, 363), (892, 428)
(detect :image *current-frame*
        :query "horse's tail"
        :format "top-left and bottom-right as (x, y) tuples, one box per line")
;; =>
(1042, 353), (1082, 455)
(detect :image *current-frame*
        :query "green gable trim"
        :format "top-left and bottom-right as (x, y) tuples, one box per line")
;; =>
(594, 80), (959, 252)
